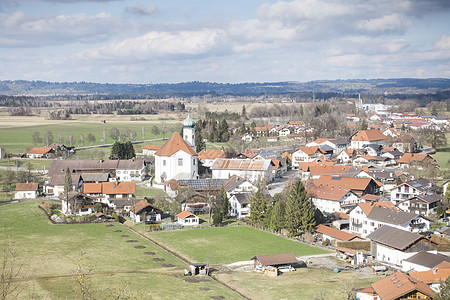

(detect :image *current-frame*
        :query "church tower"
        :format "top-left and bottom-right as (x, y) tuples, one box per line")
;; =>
(182, 114), (196, 152)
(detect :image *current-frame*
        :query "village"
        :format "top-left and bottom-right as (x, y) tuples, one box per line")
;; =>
(1, 99), (450, 299)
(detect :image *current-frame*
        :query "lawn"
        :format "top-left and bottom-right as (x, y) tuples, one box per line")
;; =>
(0, 115), (179, 153)
(216, 266), (382, 300)
(0, 201), (240, 299)
(431, 132), (450, 171)
(149, 226), (330, 265)
(0, 158), (54, 171)
(135, 185), (167, 198)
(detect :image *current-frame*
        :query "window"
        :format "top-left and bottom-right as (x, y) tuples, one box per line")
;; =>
(178, 158), (183, 166)
(370, 222), (374, 226)
(193, 159), (196, 165)
(163, 160), (166, 166)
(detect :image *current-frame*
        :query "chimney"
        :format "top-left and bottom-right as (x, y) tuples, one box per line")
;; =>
(432, 268), (437, 274)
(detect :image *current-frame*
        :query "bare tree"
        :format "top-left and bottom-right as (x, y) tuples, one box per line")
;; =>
(0, 244), (24, 300)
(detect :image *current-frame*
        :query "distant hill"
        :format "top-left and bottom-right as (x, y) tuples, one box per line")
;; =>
(0, 78), (449, 96)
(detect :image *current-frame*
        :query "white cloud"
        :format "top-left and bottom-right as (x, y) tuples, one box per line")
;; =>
(77, 28), (225, 60)
(357, 14), (412, 34)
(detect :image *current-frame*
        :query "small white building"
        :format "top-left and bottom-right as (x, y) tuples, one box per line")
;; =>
(350, 129), (387, 150)
(15, 182), (39, 199)
(176, 210), (199, 226)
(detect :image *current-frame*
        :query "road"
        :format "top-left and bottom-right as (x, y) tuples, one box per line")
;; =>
(268, 170), (299, 196)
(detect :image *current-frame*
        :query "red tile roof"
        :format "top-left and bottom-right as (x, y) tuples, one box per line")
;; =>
(198, 149), (227, 160)
(155, 132), (197, 157)
(398, 153), (433, 164)
(15, 182), (38, 192)
(102, 182), (135, 195)
(27, 147), (52, 155)
(308, 185), (352, 201)
(83, 183), (102, 193)
(358, 201), (397, 216)
(176, 210), (198, 219)
(409, 267), (450, 284)
(297, 146), (326, 156)
(315, 224), (357, 241)
(352, 129), (386, 142)
(311, 175), (382, 193)
(164, 179), (179, 190)
(371, 272), (434, 300)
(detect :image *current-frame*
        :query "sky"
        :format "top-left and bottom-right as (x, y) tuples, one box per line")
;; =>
(0, 0), (449, 84)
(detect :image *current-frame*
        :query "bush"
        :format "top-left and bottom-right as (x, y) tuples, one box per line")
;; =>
(322, 238), (331, 247)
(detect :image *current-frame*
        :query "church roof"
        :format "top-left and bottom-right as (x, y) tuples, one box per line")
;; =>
(155, 132), (197, 157)
(182, 115), (196, 127)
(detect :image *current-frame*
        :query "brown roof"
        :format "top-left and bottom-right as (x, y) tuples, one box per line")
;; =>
(287, 120), (305, 125)
(358, 202), (397, 216)
(360, 194), (381, 201)
(83, 183), (102, 193)
(102, 182), (135, 195)
(15, 182), (39, 192)
(398, 153), (434, 164)
(297, 146), (326, 156)
(131, 199), (161, 214)
(308, 185), (352, 201)
(142, 145), (161, 150)
(252, 253), (298, 267)
(298, 161), (334, 172)
(27, 147), (52, 155)
(155, 132), (197, 157)
(303, 164), (352, 176)
(164, 179), (179, 190)
(222, 175), (247, 192)
(371, 272), (434, 300)
(176, 210), (198, 219)
(315, 224), (357, 241)
(352, 129), (386, 142)
(198, 149), (227, 160)
(311, 175), (381, 193)
(409, 268), (450, 284)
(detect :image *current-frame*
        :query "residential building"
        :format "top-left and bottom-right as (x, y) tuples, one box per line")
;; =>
(350, 203), (429, 237)
(83, 182), (136, 208)
(129, 200), (162, 223)
(397, 153), (437, 169)
(356, 272), (434, 300)
(409, 261), (450, 292)
(309, 175), (382, 197)
(336, 148), (357, 163)
(367, 225), (436, 266)
(389, 178), (439, 205)
(396, 193), (442, 216)
(176, 210), (199, 226)
(45, 174), (83, 196)
(229, 193), (252, 218)
(26, 147), (54, 158)
(61, 191), (96, 216)
(315, 224), (361, 246)
(141, 145), (161, 156)
(308, 185), (359, 214)
(291, 146), (327, 169)
(15, 182), (39, 199)
(402, 251), (450, 272)
(350, 129), (387, 150)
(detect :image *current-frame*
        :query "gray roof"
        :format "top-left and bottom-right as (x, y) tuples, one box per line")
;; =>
(117, 159), (145, 170)
(49, 174), (82, 186)
(330, 138), (349, 145)
(368, 170), (399, 180)
(403, 251), (450, 269)
(366, 225), (424, 250)
(81, 172), (110, 182)
(368, 206), (418, 226)
(405, 178), (439, 193)
(341, 166), (365, 177)
(233, 193), (252, 205)
(410, 193), (442, 204)
(222, 175), (251, 192)
(257, 150), (280, 159)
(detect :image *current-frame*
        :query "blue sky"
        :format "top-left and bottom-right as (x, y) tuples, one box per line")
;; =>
(0, 0), (449, 83)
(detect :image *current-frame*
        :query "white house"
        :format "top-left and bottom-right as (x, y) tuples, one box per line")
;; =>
(291, 146), (327, 169)
(154, 122), (198, 184)
(197, 149), (227, 168)
(350, 129), (387, 150)
(241, 133), (254, 142)
(367, 225), (436, 267)
(45, 174), (83, 197)
(141, 145), (161, 156)
(82, 182), (135, 208)
(308, 186), (359, 214)
(389, 179), (439, 205)
(402, 251), (450, 272)
(350, 202), (430, 238)
(15, 182), (39, 199)
(396, 193), (442, 216)
(336, 149), (357, 163)
(229, 193), (252, 218)
(211, 158), (273, 183)
(176, 210), (199, 226)
(116, 159), (146, 182)
(61, 191), (96, 216)
(26, 147), (53, 158)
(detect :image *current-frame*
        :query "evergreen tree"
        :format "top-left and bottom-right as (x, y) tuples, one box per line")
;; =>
(124, 141), (135, 159)
(270, 196), (286, 232)
(249, 183), (267, 226)
(285, 179), (315, 236)
(360, 119), (368, 130)
(110, 141), (120, 160)
(195, 131), (206, 152)
(241, 105), (247, 119)
(240, 123), (247, 134)
(64, 167), (74, 215)
(212, 186), (229, 226)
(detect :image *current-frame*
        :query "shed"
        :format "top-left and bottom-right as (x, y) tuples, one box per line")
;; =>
(189, 263), (208, 276)
(252, 253), (298, 274)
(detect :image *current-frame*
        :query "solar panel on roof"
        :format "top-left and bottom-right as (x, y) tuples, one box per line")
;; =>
(331, 177), (342, 180)
(412, 184), (421, 188)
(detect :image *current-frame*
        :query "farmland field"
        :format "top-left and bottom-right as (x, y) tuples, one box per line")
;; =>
(148, 226), (330, 265)
(0, 201), (240, 299)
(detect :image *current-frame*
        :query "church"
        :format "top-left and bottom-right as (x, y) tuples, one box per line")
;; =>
(154, 115), (198, 184)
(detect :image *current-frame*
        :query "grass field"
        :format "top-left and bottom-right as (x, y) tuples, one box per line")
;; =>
(148, 226), (330, 265)
(216, 266), (382, 300)
(0, 114), (180, 153)
(0, 201), (240, 299)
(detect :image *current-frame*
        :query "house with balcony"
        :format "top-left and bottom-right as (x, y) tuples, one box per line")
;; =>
(389, 179), (439, 205)
(349, 202), (430, 238)
(396, 193), (442, 216)
(291, 146), (327, 169)
(82, 181), (135, 208)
